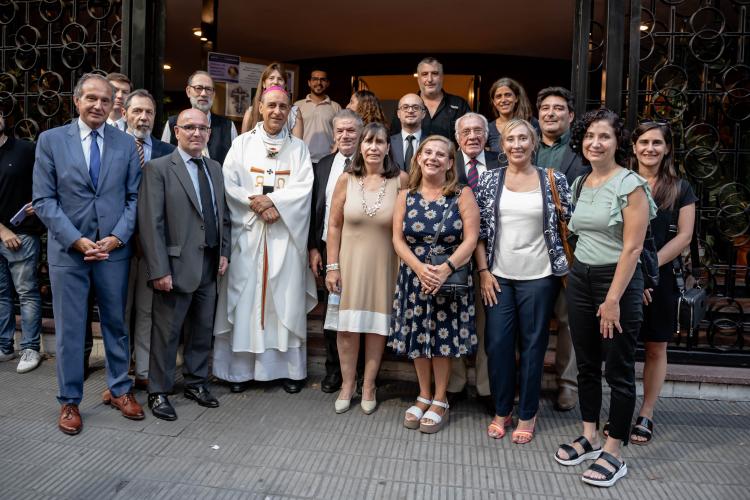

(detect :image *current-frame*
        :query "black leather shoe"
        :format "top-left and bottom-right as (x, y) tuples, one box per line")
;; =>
(148, 393), (177, 421)
(230, 382), (247, 393)
(282, 378), (305, 394)
(184, 385), (219, 408)
(321, 372), (342, 393)
(447, 387), (468, 406)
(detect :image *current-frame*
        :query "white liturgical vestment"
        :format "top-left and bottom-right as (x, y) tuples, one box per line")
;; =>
(213, 124), (317, 381)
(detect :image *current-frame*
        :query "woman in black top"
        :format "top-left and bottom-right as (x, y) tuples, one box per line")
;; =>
(630, 121), (697, 444)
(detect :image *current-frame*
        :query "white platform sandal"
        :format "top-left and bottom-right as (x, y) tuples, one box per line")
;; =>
(419, 400), (449, 434)
(404, 397), (432, 429)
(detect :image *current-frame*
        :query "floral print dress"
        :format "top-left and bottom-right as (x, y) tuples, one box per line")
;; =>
(388, 191), (477, 359)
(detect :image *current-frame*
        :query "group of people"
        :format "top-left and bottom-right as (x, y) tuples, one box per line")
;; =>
(0, 56), (697, 489)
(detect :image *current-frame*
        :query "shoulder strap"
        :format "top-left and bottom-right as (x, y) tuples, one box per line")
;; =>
(573, 171), (590, 203)
(547, 169), (563, 215)
(428, 191), (460, 257)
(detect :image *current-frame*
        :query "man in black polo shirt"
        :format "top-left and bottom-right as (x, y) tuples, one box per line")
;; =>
(390, 57), (470, 142)
(0, 114), (44, 373)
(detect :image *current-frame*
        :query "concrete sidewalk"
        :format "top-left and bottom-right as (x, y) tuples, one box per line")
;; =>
(0, 356), (748, 500)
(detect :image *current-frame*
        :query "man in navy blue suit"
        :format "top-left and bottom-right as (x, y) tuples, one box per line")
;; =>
(121, 89), (175, 390)
(33, 73), (144, 435)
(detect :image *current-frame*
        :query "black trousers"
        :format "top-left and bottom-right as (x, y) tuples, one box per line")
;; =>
(566, 261), (644, 441)
(315, 244), (341, 376)
(148, 248), (218, 394)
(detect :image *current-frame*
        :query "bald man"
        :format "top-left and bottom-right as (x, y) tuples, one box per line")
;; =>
(390, 93), (426, 171)
(138, 108), (231, 420)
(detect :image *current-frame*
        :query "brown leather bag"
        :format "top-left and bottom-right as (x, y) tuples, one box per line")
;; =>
(547, 169), (573, 287)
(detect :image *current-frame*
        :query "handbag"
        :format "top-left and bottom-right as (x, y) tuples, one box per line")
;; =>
(547, 169), (573, 287)
(426, 193), (470, 298)
(570, 171), (660, 289)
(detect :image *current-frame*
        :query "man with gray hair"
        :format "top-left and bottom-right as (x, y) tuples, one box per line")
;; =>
(390, 57), (470, 141)
(308, 108), (363, 393)
(161, 70), (237, 164)
(122, 89), (175, 390)
(447, 111), (499, 412)
(33, 73), (144, 434)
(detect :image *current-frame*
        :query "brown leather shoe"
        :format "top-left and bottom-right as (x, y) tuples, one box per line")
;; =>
(58, 404), (82, 435)
(556, 386), (578, 411)
(104, 390), (145, 420)
(134, 378), (149, 390)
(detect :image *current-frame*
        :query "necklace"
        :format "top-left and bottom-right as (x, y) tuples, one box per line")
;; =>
(358, 176), (387, 217)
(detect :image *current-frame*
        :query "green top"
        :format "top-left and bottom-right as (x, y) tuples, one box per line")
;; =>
(535, 130), (570, 171)
(569, 168), (657, 265)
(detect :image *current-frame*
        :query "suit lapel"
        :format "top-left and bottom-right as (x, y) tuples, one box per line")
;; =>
(390, 135), (404, 169)
(66, 121), (95, 192)
(168, 150), (203, 216)
(96, 124), (117, 191)
(455, 154), (467, 184)
(206, 158), (224, 221)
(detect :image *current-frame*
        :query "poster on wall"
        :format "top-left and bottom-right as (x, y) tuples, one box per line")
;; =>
(208, 52), (240, 83)
(226, 83), (250, 118)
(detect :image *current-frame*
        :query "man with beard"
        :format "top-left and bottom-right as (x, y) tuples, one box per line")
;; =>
(161, 71), (237, 164)
(307, 109), (362, 394)
(390, 58), (470, 141)
(390, 93), (425, 171)
(122, 89), (175, 389)
(213, 86), (317, 394)
(294, 69), (341, 165)
(106, 73), (131, 131)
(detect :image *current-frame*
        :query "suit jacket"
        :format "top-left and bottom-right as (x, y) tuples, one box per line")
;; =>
(308, 152), (336, 252)
(137, 149), (231, 293)
(558, 145), (591, 186)
(33, 121), (141, 266)
(389, 132), (424, 171)
(455, 152), (501, 185)
(150, 136), (175, 160)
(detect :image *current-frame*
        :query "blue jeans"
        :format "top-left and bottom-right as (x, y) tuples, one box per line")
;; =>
(485, 274), (560, 420)
(0, 234), (42, 353)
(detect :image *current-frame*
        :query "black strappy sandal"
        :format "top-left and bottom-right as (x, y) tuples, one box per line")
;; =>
(554, 436), (603, 466)
(630, 416), (654, 445)
(581, 451), (628, 488)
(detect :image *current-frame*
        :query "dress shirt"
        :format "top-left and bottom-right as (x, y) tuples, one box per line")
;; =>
(294, 94), (342, 163)
(401, 129), (422, 162)
(535, 130), (571, 171)
(461, 150), (488, 178)
(161, 111), (238, 144)
(78, 118), (106, 171)
(107, 117), (127, 131)
(176, 147), (217, 218)
(322, 152), (351, 242)
(126, 132), (153, 163)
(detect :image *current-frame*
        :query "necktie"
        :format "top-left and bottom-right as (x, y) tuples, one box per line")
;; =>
(344, 157), (351, 170)
(89, 130), (101, 189)
(467, 158), (479, 190)
(135, 138), (145, 168)
(191, 158), (219, 248)
(404, 135), (415, 170)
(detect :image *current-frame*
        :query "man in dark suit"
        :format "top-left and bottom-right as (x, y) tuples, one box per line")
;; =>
(448, 112), (499, 412)
(534, 86), (591, 412)
(308, 109), (362, 393)
(390, 93), (426, 171)
(138, 108), (231, 421)
(122, 89), (175, 390)
(33, 73), (144, 435)
(161, 71), (237, 165)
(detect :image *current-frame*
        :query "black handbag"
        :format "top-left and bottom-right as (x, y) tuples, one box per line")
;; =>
(426, 194), (470, 298)
(570, 172), (660, 288)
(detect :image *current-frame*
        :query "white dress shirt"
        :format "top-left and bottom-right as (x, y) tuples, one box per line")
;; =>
(78, 118), (106, 170)
(461, 150), (488, 178)
(176, 146), (218, 218)
(400, 129), (422, 163)
(322, 152), (351, 242)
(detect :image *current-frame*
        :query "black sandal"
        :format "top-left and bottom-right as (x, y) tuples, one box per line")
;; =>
(582, 451), (628, 488)
(630, 416), (654, 445)
(554, 435), (602, 466)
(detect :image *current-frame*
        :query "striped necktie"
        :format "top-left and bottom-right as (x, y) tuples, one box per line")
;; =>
(135, 138), (145, 168)
(467, 158), (479, 190)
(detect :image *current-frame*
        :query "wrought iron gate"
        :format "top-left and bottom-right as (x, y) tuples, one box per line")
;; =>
(572, 0), (750, 366)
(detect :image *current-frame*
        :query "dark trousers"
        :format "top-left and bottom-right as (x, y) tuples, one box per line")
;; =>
(316, 243), (341, 377)
(148, 248), (218, 394)
(566, 261), (644, 441)
(485, 274), (560, 419)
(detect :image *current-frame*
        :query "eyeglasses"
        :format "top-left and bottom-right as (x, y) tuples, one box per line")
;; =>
(459, 127), (486, 138)
(188, 85), (215, 95)
(176, 124), (210, 134)
(398, 104), (424, 112)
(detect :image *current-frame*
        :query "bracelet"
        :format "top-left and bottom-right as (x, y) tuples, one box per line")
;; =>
(446, 259), (457, 272)
(477, 268), (489, 274)
(325, 263), (340, 272)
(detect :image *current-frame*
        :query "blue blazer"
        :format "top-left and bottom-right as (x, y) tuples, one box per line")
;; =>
(150, 136), (175, 160)
(33, 121), (142, 266)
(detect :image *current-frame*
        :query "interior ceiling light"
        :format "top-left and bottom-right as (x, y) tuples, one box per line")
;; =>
(640, 24), (649, 31)
(200, 37), (208, 41)
(192, 28), (202, 37)
(163, 64), (172, 70)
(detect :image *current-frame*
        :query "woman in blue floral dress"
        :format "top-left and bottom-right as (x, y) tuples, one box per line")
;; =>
(388, 135), (480, 434)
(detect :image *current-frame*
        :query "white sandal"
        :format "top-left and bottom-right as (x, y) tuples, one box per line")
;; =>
(419, 400), (449, 434)
(404, 396), (432, 429)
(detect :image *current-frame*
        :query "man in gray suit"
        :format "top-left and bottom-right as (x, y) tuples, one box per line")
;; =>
(33, 73), (144, 435)
(390, 93), (425, 171)
(138, 108), (230, 421)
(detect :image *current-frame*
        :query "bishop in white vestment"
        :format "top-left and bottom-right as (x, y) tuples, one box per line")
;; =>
(213, 87), (317, 388)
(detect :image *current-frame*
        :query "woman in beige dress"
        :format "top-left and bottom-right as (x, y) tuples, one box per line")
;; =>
(326, 122), (409, 414)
